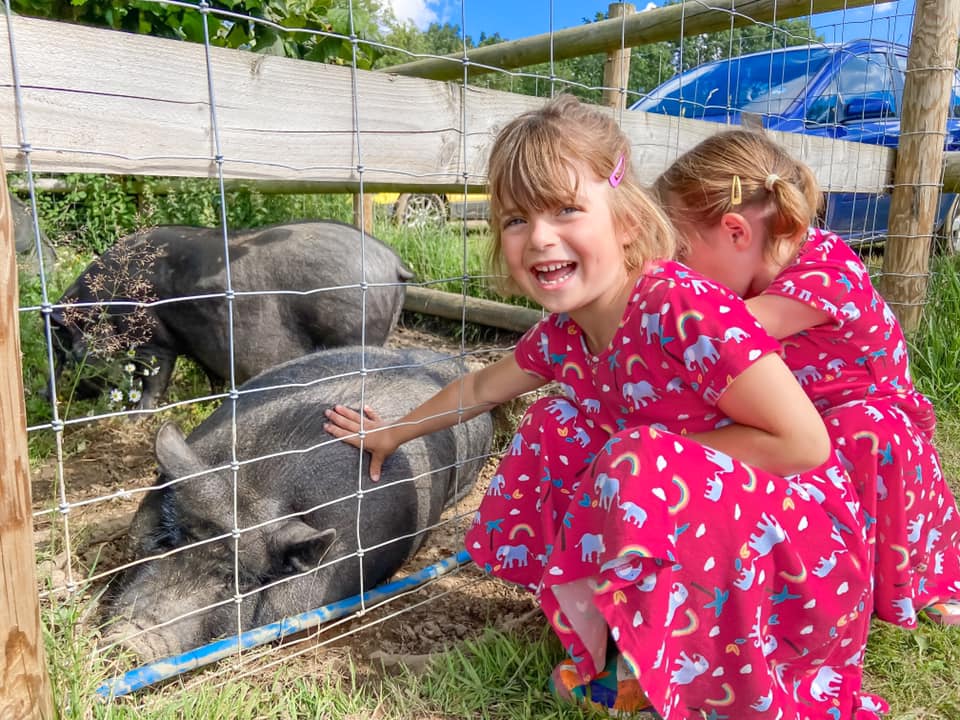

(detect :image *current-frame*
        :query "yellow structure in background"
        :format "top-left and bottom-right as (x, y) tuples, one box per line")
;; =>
(373, 192), (489, 228)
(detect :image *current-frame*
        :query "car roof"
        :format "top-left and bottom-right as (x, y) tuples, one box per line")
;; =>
(669, 38), (906, 68)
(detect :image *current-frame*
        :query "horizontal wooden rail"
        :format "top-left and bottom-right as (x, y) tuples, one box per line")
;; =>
(403, 286), (541, 333)
(0, 16), (893, 195)
(382, 0), (893, 81)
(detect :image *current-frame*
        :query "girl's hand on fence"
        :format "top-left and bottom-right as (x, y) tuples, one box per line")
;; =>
(324, 404), (395, 481)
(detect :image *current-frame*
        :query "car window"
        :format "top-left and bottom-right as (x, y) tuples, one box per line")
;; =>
(952, 68), (960, 118)
(632, 47), (831, 120)
(806, 51), (896, 125)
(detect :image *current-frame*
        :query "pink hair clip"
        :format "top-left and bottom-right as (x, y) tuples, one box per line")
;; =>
(609, 154), (626, 188)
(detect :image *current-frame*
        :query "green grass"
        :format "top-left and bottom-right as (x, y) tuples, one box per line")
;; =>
(910, 254), (960, 414)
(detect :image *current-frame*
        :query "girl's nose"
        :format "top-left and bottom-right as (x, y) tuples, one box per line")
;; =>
(527, 217), (556, 250)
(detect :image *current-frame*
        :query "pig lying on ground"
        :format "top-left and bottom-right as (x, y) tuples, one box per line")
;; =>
(98, 345), (493, 662)
(52, 221), (412, 409)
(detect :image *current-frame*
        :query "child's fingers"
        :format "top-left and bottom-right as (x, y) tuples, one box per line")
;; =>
(369, 456), (383, 483)
(324, 406), (361, 435)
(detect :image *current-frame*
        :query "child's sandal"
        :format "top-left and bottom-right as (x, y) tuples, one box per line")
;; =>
(549, 654), (661, 718)
(923, 599), (960, 626)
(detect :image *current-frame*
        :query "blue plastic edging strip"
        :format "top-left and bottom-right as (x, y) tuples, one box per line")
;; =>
(96, 548), (471, 699)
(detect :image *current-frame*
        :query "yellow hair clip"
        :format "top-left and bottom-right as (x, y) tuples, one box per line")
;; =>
(730, 175), (742, 206)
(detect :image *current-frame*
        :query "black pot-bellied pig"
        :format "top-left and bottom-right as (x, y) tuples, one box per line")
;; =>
(98, 345), (493, 662)
(52, 221), (413, 409)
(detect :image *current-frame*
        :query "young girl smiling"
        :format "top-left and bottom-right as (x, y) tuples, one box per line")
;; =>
(326, 98), (879, 718)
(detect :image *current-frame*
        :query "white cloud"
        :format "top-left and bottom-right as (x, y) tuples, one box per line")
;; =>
(383, 0), (442, 29)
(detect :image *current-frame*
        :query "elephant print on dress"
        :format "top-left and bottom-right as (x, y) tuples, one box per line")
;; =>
(809, 666), (844, 701)
(669, 651), (709, 685)
(749, 513), (788, 556)
(593, 473), (621, 510)
(576, 532), (605, 563)
(793, 365), (823, 386)
(839, 301), (862, 321)
(704, 447), (735, 502)
(546, 398), (579, 424)
(664, 582), (689, 626)
(813, 549), (846, 578)
(907, 514), (925, 544)
(621, 381), (660, 410)
(496, 544), (531, 568)
(682, 335), (720, 373)
(619, 500), (647, 528)
(723, 326), (749, 343)
(640, 311), (663, 343)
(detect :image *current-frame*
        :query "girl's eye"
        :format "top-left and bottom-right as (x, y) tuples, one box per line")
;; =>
(503, 216), (525, 229)
(559, 206), (579, 215)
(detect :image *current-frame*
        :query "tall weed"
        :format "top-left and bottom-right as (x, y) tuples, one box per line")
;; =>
(910, 254), (960, 413)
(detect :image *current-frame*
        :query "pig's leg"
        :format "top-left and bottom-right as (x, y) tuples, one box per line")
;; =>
(138, 349), (177, 409)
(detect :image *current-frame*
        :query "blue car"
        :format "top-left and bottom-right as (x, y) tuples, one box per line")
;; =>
(631, 39), (960, 250)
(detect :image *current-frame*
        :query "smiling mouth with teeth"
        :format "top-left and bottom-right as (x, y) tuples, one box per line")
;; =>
(533, 261), (576, 286)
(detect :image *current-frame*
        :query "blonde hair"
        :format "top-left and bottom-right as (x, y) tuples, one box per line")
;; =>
(486, 94), (676, 296)
(653, 130), (822, 260)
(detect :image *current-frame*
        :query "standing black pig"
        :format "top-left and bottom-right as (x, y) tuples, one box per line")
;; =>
(98, 345), (493, 662)
(52, 221), (413, 408)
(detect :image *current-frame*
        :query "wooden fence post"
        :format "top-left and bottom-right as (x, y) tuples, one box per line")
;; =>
(602, 3), (635, 110)
(353, 193), (374, 234)
(0, 160), (55, 715)
(878, 0), (960, 332)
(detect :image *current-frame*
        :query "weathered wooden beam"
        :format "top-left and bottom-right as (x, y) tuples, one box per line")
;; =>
(403, 286), (541, 333)
(381, 0), (893, 81)
(0, 15), (894, 195)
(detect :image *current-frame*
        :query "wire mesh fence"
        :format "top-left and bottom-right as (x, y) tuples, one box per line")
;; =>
(2, 0), (958, 713)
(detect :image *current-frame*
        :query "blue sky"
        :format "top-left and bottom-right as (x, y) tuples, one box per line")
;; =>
(384, 0), (915, 46)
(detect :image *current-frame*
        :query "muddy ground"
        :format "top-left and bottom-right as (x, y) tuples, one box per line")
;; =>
(29, 319), (548, 698)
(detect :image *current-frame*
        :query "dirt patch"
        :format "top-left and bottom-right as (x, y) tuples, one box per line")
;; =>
(31, 318), (546, 692)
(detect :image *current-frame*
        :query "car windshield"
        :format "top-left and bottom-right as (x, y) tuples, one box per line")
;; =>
(633, 47), (833, 119)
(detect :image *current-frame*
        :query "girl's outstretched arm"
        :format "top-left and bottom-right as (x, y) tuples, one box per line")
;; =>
(687, 353), (831, 476)
(746, 294), (830, 340)
(324, 352), (546, 480)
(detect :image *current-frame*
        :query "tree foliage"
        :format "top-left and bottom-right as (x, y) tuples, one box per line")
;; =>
(380, 9), (821, 105)
(11, 0), (390, 68)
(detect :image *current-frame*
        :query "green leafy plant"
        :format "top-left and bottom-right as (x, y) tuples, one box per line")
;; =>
(12, 0), (387, 68)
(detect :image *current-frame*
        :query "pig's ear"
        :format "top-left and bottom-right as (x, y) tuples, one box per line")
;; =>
(155, 422), (205, 480)
(272, 522), (337, 574)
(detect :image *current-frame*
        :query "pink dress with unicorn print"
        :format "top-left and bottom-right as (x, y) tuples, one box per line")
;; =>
(764, 227), (960, 626)
(465, 261), (881, 720)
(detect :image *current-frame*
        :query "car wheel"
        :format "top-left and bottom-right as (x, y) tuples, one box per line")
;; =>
(394, 193), (447, 228)
(935, 195), (960, 255)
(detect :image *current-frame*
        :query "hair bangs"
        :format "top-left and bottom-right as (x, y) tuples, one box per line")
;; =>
(490, 127), (581, 222)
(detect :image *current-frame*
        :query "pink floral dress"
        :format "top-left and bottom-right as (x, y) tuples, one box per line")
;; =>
(465, 261), (881, 719)
(765, 228), (960, 626)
